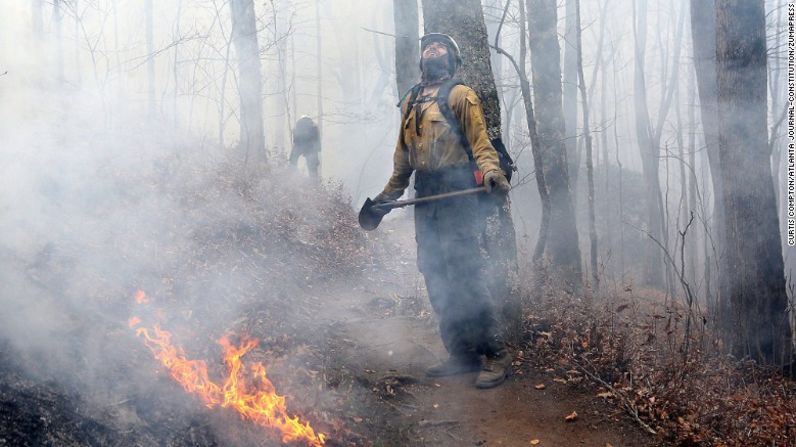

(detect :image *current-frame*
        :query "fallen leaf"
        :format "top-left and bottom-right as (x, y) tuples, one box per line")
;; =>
(564, 411), (578, 422)
(353, 416), (363, 423)
(530, 440), (540, 445)
(534, 383), (546, 390)
(596, 391), (613, 398)
(553, 378), (568, 384)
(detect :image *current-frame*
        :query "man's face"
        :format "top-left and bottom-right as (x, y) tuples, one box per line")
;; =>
(422, 41), (449, 60)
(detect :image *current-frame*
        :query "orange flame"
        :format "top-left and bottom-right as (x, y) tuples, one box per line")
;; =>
(130, 319), (325, 446)
(134, 289), (148, 304)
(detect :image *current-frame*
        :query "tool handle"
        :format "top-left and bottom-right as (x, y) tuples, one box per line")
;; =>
(375, 186), (487, 210)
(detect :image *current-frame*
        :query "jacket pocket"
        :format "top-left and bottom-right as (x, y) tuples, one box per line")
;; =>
(425, 111), (450, 168)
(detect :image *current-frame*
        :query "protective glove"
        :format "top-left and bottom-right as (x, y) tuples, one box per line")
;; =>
(371, 190), (402, 216)
(483, 170), (511, 193)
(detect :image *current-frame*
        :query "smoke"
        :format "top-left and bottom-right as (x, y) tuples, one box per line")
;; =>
(0, 6), (381, 444)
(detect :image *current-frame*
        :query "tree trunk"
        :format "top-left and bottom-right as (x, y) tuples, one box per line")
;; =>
(715, 0), (793, 366)
(527, 0), (582, 290)
(562, 0), (579, 195)
(315, 0), (323, 140)
(574, 0), (597, 290)
(230, 0), (266, 166)
(421, 0), (500, 138)
(490, 0), (552, 265)
(393, 0), (420, 98)
(632, 0), (665, 288)
(690, 0), (726, 315)
(687, 68), (698, 289)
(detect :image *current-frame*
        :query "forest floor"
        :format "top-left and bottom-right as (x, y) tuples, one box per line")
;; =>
(0, 200), (659, 447)
(3, 158), (794, 446)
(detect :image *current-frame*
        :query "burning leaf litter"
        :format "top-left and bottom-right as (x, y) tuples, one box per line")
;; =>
(129, 290), (326, 447)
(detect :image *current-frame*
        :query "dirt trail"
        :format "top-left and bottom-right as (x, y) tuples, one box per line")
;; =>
(317, 269), (660, 447)
(312, 213), (659, 446)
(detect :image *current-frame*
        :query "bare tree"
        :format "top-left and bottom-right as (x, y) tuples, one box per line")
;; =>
(632, 0), (684, 289)
(393, 0), (420, 97)
(690, 0), (725, 313)
(314, 0), (323, 141)
(562, 0), (579, 194)
(230, 0), (266, 166)
(527, 0), (582, 289)
(491, 0), (552, 265)
(715, 0), (792, 366)
(574, 0), (597, 290)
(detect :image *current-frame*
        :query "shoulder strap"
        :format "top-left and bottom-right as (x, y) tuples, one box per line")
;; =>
(435, 79), (473, 162)
(399, 83), (423, 128)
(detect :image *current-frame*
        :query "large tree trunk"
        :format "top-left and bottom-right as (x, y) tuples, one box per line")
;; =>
(421, 0), (500, 138)
(690, 0), (726, 316)
(230, 0), (266, 167)
(715, 0), (793, 366)
(393, 0), (420, 206)
(503, 0), (551, 265)
(562, 0), (580, 195)
(392, 0), (420, 99)
(421, 0), (519, 337)
(527, 0), (582, 290)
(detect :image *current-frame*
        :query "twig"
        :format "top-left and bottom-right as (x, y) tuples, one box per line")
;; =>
(572, 355), (658, 435)
(361, 27), (398, 38)
(418, 419), (459, 428)
(446, 430), (462, 441)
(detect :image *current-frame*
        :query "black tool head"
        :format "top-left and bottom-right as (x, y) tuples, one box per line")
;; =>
(358, 197), (384, 231)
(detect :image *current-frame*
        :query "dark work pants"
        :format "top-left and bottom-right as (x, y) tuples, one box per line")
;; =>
(414, 167), (504, 358)
(289, 146), (320, 178)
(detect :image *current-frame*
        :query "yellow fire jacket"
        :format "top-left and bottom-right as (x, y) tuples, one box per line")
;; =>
(381, 84), (502, 196)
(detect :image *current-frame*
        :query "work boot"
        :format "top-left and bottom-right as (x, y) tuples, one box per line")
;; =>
(475, 351), (512, 389)
(425, 355), (481, 377)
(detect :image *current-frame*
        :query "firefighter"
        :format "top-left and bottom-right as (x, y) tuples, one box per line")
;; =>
(289, 115), (321, 178)
(368, 33), (512, 388)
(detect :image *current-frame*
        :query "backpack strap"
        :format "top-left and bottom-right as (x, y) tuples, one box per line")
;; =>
(437, 80), (516, 180)
(399, 83), (423, 131)
(435, 79), (473, 162)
